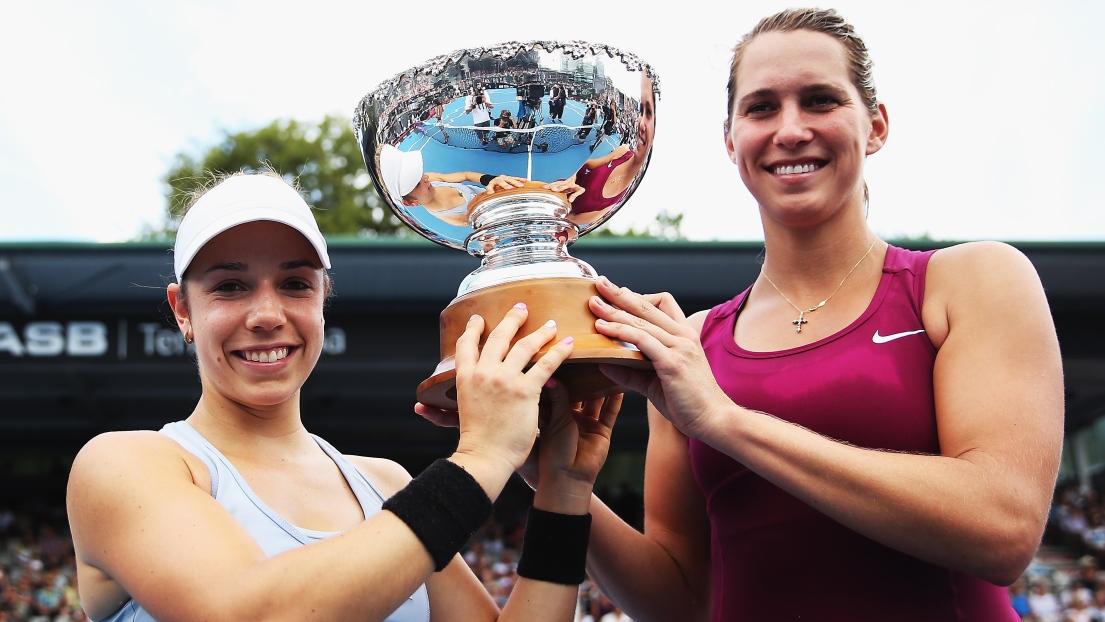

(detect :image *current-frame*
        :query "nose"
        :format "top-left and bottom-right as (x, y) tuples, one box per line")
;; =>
(773, 102), (813, 149)
(246, 283), (286, 332)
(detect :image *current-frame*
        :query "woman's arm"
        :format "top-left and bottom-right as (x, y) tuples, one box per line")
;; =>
(429, 171), (525, 193)
(69, 432), (441, 622)
(416, 363), (626, 622)
(585, 397), (713, 622)
(69, 307), (576, 622)
(589, 241), (1063, 586)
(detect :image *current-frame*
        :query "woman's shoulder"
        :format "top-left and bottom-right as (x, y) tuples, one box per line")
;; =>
(345, 455), (413, 498)
(923, 241), (1045, 347)
(73, 430), (189, 473)
(70, 430), (204, 498)
(928, 241), (1039, 293)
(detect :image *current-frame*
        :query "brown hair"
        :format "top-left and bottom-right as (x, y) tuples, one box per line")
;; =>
(726, 8), (879, 121)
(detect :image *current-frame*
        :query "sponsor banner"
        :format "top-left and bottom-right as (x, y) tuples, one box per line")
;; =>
(0, 319), (347, 362)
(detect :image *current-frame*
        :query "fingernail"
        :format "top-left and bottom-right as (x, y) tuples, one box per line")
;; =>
(513, 302), (527, 310)
(562, 336), (574, 345)
(544, 319), (556, 328)
(544, 378), (558, 389)
(469, 314), (480, 323)
(599, 276), (611, 286)
(596, 319), (608, 326)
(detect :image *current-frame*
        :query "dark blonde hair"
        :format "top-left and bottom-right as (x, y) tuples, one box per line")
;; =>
(726, 8), (879, 121)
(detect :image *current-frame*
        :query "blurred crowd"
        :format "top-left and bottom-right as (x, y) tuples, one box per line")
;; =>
(1010, 479), (1105, 621)
(0, 504), (84, 621)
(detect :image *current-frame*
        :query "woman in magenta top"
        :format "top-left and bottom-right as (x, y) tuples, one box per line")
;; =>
(563, 73), (656, 223)
(578, 8), (1063, 621)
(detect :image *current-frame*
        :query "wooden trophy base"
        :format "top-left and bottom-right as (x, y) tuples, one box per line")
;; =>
(417, 278), (651, 410)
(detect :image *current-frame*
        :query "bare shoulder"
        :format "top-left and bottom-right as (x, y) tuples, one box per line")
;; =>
(70, 431), (192, 491)
(927, 241), (1043, 303)
(67, 431), (200, 571)
(346, 455), (413, 498)
(929, 241), (1037, 279)
(68, 431), (198, 525)
(924, 241), (1045, 347)
(687, 309), (710, 334)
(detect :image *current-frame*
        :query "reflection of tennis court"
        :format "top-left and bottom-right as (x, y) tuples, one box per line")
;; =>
(394, 88), (621, 243)
(399, 89), (618, 182)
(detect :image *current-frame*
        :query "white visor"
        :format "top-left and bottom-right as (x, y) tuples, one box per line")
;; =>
(380, 145), (424, 205)
(173, 174), (331, 281)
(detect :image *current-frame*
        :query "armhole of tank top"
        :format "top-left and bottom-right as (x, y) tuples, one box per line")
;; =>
(911, 248), (937, 320)
(160, 422), (219, 499)
(700, 303), (724, 339)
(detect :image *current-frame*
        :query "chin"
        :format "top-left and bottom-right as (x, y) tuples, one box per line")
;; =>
(229, 384), (303, 410)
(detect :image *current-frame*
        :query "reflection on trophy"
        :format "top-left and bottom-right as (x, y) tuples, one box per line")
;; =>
(354, 41), (659, 410)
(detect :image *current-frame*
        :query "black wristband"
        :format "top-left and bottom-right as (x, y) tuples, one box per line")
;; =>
(479, 173), (495, 186)
(382, 459), (492, 571)
(516, 507), (592, 585)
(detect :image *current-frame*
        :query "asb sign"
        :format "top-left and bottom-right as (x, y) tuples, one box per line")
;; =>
(0, 321), (108, 357)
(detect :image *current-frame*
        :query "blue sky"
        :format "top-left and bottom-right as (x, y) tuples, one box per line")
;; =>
(2, 0), (1102, 242)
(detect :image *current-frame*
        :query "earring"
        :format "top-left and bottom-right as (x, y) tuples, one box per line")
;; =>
(183, 334), (194, 345)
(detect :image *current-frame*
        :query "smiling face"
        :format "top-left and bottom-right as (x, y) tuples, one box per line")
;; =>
(724, 29), (887, 226)
(168, 220), (327, 410)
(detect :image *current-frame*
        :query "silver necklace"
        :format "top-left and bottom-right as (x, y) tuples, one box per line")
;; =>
(760, 237), (878, 333)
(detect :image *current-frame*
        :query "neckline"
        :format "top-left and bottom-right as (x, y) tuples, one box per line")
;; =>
(724, 245), (898, 359)
(179, 421), (374, 541)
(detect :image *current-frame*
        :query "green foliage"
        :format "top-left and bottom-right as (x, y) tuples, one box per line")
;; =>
(591, 208), (685, 240)
(150, 116), (406, 239)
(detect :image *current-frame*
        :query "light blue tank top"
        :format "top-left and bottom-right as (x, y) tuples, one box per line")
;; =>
(430, 181), (480, 217)
(100, 421), (430, 622)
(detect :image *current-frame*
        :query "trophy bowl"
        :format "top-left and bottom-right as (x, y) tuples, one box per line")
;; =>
(354, 41), (659, 410)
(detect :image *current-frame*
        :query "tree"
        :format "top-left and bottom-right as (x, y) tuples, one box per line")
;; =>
(151, 115), (408, 239)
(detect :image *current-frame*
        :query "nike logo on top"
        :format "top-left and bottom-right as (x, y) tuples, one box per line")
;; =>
(872, 329), (926, 344)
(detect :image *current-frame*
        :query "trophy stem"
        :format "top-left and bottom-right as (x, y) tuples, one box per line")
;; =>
(458, 187), (594, 298)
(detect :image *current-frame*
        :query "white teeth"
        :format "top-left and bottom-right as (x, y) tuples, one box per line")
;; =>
(775, 163), (820, 175)
(243, 347), (289, 363)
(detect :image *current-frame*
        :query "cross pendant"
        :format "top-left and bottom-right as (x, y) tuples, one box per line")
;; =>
(792, 311), (808, 333)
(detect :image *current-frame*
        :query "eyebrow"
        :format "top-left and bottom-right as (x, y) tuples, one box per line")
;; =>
(280, 259), (320, 270)
(205, 262), (247, 274)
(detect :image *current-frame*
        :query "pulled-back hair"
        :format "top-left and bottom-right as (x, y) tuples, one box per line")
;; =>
(726, 8), (879, 120)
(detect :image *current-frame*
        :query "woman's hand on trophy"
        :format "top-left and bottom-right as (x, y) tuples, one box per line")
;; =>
(589, 277), (731, 441)
(543, 178), (585, 203)
(532, 382), (621, 514)
(482, 175), (526, 194)
(453, 304), (575, 472)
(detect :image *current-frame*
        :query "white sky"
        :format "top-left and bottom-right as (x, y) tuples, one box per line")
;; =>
(1, 0), (1102, 243)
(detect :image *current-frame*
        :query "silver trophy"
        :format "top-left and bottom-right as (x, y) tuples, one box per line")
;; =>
(355, 41), (658, 410)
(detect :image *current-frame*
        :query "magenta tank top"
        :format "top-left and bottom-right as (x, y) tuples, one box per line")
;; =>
(690, 245), (1018, 622)
(569, 149), (634, 213)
